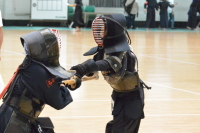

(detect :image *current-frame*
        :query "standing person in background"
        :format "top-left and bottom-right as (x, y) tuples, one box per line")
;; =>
(158, 0), (177, 30)
(187, 0), (200, 30)
(124, 0), (139, 29)
(196, 13), (200, 29)
(168, 0), (177, 29)
(144, 0), (158, 30)
(68, 0), (85, 32)
(0, 10), (3, 61)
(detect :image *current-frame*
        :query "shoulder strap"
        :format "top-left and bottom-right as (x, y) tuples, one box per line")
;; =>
(1, 55), (32, 100)
(2, 71), (21, 102)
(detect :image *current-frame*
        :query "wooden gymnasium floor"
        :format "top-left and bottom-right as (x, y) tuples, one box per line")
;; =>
(0, 27), (200, 133)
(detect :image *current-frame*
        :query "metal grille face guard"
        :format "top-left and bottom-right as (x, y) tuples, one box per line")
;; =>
(92, 17), (106, 47)
(51, 29), (62, 51)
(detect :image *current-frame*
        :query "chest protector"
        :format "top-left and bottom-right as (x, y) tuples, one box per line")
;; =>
(102, 51), (140, 92)
(2, 56), (52, 133)
(2, 78), (46, 133)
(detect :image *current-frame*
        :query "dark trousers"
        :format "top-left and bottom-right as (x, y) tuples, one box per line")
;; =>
(105, 112), (141, 133)
(168, 13), (174, 28)
(187, 14), (198, 29)
(145, 8), (156, 28)
(187, 8), (198, 29)
(126, 14), (136, 29)
(159, 11), (168, 28)
(0, 104), (54, 133)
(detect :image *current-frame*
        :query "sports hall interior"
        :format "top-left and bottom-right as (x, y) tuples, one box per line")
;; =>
(0, 0), (200, 133)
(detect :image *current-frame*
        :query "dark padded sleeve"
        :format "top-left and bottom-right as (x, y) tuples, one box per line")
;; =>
(126, 51), (136, 72)
(71, 59), (99, 78)
(95, 60), (111, 71)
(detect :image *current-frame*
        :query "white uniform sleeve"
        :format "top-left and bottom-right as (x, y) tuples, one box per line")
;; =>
(0, 11), (3, 27)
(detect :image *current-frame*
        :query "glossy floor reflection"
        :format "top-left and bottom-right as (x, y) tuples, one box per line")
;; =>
(0, 27), (200, 133)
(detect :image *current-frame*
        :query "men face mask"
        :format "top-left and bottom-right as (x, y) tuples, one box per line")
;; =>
(92, 17), (106, 48)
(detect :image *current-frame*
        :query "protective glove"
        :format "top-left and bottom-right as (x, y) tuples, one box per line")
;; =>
(70, 59), (99, 78)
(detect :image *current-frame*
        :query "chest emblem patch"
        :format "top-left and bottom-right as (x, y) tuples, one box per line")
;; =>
(46, 78), (55, 87)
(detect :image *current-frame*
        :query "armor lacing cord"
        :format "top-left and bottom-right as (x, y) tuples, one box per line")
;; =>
(140, 80), (151, 90)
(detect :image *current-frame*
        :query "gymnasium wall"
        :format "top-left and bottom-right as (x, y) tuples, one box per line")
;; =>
(94, 0), (191, 22)
(0, 0), (193, 26)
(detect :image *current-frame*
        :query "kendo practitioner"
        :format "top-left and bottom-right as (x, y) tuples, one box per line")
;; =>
(0, 28), (81, 133)
(68, 0), (85, 32)
(70, 14), (151, 133)
(187, 0), (200, 30)
(157, 0), (176, 30)
(144, 0), (159, 30)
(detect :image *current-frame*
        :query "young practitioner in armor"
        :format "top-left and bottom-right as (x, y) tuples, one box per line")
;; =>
(70, 14), (151, 133)
(0, 28), (81, 133)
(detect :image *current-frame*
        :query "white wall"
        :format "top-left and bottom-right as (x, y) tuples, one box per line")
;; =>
(1, 0), (89, 20)
(81, 0), (192, 22)
(0, 0), (5, 18)
(69, 0), (89, 6)
(3, 0), (31, 20)
(31, 0), (68, 20)
(0, 0), (192, 21)
(172, 0), (191, 21)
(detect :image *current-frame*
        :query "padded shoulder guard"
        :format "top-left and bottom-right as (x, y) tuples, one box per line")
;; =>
(104, 51), (127, 72)
(83, 46), (98, 56)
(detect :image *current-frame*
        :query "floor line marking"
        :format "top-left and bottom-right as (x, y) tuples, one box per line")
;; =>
(50, 114), (200, 119)
(2, 46), (200, 66)
(72, 99), (200, 102)
(139, 54), (200, 66)
(145, 81), (200, 95)
(2, 50), (24, 55)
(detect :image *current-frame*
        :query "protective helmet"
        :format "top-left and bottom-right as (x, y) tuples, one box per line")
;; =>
(20, 28), (75, 79)
(92, 14), (131, 54)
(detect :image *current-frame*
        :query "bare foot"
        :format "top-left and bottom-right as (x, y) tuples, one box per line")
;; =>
(75, 27), (81, 32)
